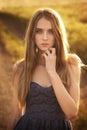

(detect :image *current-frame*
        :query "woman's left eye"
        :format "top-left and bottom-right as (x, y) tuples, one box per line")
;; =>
(48, 29), (54, 34)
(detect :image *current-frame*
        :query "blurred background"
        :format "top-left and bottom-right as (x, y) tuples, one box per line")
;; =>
(0, 0), (87, 130)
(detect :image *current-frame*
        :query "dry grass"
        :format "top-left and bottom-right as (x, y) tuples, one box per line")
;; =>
(0, 1), (87, 130)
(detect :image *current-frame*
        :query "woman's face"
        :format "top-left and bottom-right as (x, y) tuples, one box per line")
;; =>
(35, 17), (55, 53)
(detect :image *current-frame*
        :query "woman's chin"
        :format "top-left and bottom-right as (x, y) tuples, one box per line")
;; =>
(39, 48), (48, 53)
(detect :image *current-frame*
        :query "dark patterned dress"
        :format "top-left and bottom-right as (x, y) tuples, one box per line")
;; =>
(14, 82), (72, 130)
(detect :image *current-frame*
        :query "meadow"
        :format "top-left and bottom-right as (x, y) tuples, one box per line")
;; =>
(0, 2), (87, 63)
(0, 1), (87, 130)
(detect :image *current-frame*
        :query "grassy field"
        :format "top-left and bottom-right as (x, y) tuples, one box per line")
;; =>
(0, 2), (87, 63)
(0, 1), (87, 130)
(0, 0), (87, 8)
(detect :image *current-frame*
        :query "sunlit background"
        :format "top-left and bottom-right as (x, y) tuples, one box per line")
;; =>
(0, 0), (86, 7)
(0, 0), (87, 130)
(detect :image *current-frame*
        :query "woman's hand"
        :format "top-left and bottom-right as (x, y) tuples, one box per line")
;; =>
(42, 48), (56, 75)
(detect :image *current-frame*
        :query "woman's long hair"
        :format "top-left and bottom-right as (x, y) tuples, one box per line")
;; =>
(16, 8), (81, 107)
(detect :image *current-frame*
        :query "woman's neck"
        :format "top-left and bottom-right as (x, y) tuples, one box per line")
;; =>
(37, 51), (45, 66)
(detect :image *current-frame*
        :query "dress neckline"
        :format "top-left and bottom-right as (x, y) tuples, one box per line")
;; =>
(31, 81), (52, 89)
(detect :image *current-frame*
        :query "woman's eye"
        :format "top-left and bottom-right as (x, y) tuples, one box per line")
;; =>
(48, 29), (54, 34)
(35, 29), (42, 34)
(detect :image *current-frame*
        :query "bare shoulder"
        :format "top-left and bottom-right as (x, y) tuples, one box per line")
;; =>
(12, 58), (25, 87)
(67, 53), (81, 66)
(13, 58), (25, 73)
(67, 54), (81, 80)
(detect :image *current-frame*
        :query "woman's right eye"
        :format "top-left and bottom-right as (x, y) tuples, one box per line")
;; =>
(35, 29), (42, 34)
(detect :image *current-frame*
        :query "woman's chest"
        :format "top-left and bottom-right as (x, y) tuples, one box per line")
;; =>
(32, 65), (51, 87)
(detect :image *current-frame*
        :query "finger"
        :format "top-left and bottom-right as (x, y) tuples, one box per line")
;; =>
(49, 48), (56, 55)
(45, 50), (51, 56)
(42, 53), (47, 59)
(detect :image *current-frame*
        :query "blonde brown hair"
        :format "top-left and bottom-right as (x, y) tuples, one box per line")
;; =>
(13, 8), (81, 107)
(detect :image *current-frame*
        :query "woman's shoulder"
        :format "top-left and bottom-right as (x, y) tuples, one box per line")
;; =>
(13, 58), (25, 70)
(67, 53), (81, 66)
(13, 58), (25, 78)
(67, 54), (81, 80)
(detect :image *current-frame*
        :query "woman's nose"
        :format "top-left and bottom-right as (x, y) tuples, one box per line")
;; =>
(43, 32), (48, 40)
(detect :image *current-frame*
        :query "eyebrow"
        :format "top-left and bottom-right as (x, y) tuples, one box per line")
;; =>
(36, 28), (42, 30)
(36, 28), (53, 30)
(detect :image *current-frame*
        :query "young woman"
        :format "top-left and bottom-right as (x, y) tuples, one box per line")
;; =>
(12, 8), (81, 130)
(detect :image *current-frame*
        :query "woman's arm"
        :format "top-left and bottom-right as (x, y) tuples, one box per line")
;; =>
(43, 49), (81, 119)
(49, 65), (80, 119)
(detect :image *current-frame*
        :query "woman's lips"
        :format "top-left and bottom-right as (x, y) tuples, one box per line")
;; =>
(41, 43), (49, 46)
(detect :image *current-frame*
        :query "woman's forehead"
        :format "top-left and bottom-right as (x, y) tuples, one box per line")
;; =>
(36, 17), (52, 28)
